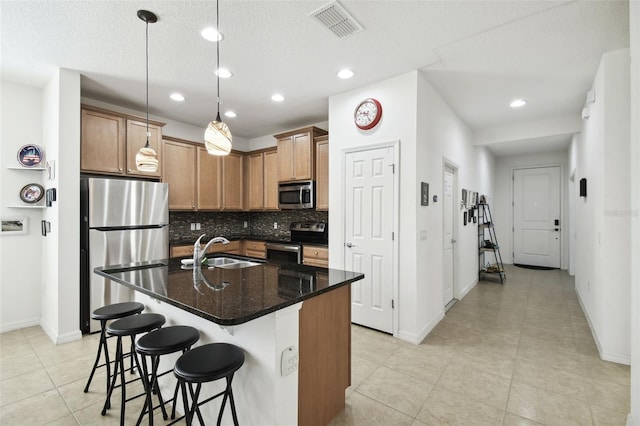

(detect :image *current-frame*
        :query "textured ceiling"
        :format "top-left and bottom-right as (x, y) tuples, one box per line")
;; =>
(0, 0), (630, 153)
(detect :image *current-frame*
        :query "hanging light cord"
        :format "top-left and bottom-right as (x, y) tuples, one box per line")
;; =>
(216, 0), (221, 121)
(145, 17), (150, 148)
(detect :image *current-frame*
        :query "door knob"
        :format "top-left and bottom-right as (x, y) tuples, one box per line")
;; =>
(554, 228), (559, 232)
(345, 242), (356, 248)
(451, 239), (457, 243)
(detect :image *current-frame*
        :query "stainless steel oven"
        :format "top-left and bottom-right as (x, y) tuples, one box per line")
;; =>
(265, 242), (301, 264)
(278, 180), (314, 209)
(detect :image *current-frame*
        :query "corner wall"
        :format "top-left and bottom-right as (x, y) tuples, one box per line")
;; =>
(0, 81), (44, 332)
(574, 49), (630, 364)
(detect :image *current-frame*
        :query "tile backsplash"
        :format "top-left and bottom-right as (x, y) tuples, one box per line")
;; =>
(169, 210), (328, 244)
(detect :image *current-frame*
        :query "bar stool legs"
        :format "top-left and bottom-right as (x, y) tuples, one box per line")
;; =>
(84, 302), (144, 394)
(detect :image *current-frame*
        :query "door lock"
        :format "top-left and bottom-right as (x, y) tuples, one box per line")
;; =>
(345, 242), (356, 248)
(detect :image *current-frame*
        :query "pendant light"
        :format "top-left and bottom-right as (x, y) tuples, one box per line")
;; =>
(204, 0), (232, 156)
(135, 10), (159, 172)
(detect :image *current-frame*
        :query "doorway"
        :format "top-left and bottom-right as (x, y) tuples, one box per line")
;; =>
(513, 166), (561, 268)
(344, 144), (396, 333)
(443, 164), (457, 307)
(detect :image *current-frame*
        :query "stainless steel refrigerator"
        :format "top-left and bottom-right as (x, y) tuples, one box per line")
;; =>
(80, 177), (168, 333)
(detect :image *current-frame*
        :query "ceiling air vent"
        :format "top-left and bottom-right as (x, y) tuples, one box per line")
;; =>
(309, 1), (363, 39)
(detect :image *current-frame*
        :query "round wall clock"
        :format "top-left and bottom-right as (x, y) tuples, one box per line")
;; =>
(354, 98), (382, 130)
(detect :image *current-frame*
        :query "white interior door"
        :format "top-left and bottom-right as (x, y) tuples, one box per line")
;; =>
(443, 167), (455, 306)
(513, 166), (561, 268)
(345, 146), (395, 333)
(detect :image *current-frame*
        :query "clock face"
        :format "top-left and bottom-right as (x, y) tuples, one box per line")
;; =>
(354, 98), (382, 130)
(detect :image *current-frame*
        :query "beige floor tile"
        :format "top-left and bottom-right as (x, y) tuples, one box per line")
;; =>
(34, 337), (103, 368)
(45, 352), (101, 387)
(0, 349), (44, 381)
(328, 391), (414, 426)
(513, 358), (588, 401)
(0, 388), (71, 426)
(357, 366), (432, 417)
(464, 328), (519, 358)
(44, 414), (80, 425)
(582, 358), (631, 387)
(502, 413), (544, 426)
(590, 403), (629, 426)
(430, 319), (472, 340)
(351, 330), (400, 365)
(585, 378), (630, 413)
(416, 386), (504, 426)
(383, 344), (451, 385)
(0, 338), (34, 361)
(436, 363), (511, 410)
(57, 374), (110, 413)
(0, 368), (55, 407)
(349, 355), (379, 389)
(507, 381), (593, 426)
(452, 346), (515, 380)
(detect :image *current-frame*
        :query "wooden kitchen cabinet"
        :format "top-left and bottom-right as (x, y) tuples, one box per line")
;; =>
(315, 135), (329, 211)
(244, 240), (266, 259)
(275, 126), (327, 182)
(163, 139), (196, 210)
(163, 136), (242, 211)
(247, 148), (279, 211)
(81, 105), (165, 178)
(303, 245), (329, 268)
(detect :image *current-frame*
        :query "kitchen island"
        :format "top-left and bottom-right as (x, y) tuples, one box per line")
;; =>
(95, 256), (363, 426)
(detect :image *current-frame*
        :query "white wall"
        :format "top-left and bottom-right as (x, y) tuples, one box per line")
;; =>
(493, 151), (569, 268)
(0, 81), (44, 332)
(328, 70), (494, 344)
(629, 0), (640, 423)
(574, 49), (631, 365)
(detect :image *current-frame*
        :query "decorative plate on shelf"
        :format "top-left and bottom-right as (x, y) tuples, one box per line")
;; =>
(19, 183), (44, 204)
(17, 144), (44, 168)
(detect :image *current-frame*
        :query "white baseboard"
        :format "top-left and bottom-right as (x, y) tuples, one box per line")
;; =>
(457, 277), (478, 300)
(575, 287), (631, 365)
(627, 413), (635, 426)
(397, 311), (444, 345)
(40, 319), (82, 344)
(0, 318), (40, 334)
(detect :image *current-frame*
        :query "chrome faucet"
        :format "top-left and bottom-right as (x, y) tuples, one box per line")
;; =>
(193, 234), (230, 266)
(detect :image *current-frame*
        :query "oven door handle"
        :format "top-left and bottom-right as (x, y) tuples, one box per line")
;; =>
(265, 243), (301, 253)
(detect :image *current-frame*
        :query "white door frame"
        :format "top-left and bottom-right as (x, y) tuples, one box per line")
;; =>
(511, 163), (566, 269)
(342, 140), (400, 337)
(443, 158), (459, 300)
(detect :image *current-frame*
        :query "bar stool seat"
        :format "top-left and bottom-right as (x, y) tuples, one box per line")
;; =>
(102, 313), (166, 426)
(135, 326), (200, 425)
(174, 343), (245, 426)
(84, 302), (145, 394)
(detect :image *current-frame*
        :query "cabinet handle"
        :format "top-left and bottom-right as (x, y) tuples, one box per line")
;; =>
(119, 168), (123, 172)
(314, 251), (318, 255)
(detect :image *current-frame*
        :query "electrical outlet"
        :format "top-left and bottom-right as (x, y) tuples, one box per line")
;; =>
(190, 223), (196, 231)
(196, 223), (201, 230)
(273, 222), (278, 229)
(243, 221), (248, 228)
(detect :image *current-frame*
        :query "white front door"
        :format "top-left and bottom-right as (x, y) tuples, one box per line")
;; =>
(345, 146), (395, 333)
(443, 166), (455, 306)
(513, 166), (561, 268)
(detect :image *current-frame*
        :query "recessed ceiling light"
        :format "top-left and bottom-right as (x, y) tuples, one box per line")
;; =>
(271, 94), (285, 102)
(201, 27), (223, 42)
(510, 99), (527, 108)
(170, 93), (185, 102)
(337, 69), (354, 79)
(224, 111), (237, 118)
(215, 68), (232, 79)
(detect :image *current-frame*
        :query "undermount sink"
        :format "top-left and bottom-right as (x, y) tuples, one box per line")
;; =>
(206, 257), (261, 269)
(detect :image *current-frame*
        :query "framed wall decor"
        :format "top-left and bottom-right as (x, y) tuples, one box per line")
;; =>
(1, 218), (28, 236)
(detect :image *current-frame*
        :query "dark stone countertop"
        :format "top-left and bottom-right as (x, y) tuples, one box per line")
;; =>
(94, 256), (363, 326)
(169, 235), (293, 246)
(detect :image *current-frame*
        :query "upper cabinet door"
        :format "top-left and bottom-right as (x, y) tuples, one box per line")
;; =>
(81, 109), (125, 175)
(222, 152), (244, 210)
(264, 149), (279, 210)
(292, 133), (312, 180)
(198, 147), (222, 211)
(315, 137), (329, 210)
(125, 119), (163, 178)
(163, 140), (196, 210)
(277, 136), (295, 181)
(248, 153), (265, 210)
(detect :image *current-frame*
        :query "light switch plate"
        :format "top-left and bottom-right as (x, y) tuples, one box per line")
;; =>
(280, 346), (298, 376)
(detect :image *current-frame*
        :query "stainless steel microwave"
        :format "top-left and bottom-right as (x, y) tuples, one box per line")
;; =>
(278, 180), (315, 209)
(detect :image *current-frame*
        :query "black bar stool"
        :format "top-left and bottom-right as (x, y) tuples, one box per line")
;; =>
(101, 313), (166, 426)
(173, 343), (245, 426)
(84, 302), (145, 394)
(135, 325), (200, 426)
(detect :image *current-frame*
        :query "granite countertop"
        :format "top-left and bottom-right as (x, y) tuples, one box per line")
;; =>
(170, 235), (293, 246)
(94, 256), (363, 326)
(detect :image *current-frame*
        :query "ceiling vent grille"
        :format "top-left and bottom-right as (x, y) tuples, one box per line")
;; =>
(309, 1), (363, 39)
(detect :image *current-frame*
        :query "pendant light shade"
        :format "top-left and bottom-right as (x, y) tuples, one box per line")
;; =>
(136, 10), (159, 173)
(204, 0), (232, 155)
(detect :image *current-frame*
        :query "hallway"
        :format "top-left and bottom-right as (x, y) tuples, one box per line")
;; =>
(331, 264), (630, 425)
